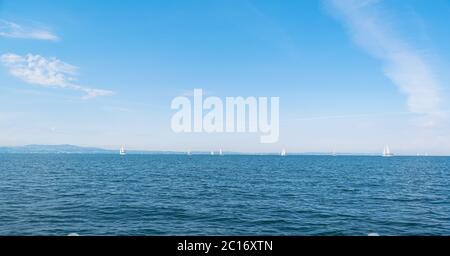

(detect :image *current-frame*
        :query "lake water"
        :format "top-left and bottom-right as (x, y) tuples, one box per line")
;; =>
(0, 154), (449, 235)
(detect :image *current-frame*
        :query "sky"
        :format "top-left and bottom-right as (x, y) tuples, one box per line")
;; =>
(0, 0), (449, 155)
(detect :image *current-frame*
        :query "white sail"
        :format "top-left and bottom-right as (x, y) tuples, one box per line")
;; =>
(119, 146), (126, 155)
(219, 149), (223, 156)
(382, 145), (393, 157)
(281, 148), (286, 156)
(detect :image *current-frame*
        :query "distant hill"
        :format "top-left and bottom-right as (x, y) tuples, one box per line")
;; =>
(0, 145), (384, 155)
(0, 144), (114, 154)
(0, 145), (188, 154)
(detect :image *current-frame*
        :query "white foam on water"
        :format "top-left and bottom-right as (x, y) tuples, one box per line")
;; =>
(67, 233), (80, 236)
(368, 233), (380, 236)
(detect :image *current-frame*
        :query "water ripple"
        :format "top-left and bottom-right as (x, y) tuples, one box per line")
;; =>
(0, 154), (449, 235)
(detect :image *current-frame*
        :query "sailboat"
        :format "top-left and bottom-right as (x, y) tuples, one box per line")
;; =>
(219, 149), (223, 156)
(210, 151), (215, 156)
(281, 148), (286, 157)
(382, 145), (394, 157)
(119, 146), (126, 156)
(187, 150), (191, 156)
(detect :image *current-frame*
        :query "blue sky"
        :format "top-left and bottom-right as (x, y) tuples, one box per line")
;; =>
(0, 0), (449, 154)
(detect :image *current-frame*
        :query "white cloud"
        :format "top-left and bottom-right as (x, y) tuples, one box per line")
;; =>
(325, 0), (443, 126)
(80, 87), (115, 99)
(1, 53), (114, 99)
(0, 20), (59, 41)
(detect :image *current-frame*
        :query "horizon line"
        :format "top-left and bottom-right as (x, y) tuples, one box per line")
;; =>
(0, 144), (448, 157)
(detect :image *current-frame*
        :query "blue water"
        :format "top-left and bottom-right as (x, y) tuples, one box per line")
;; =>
(0, 154), (449, 235)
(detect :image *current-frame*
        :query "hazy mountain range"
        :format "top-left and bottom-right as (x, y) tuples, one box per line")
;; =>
(0, 144), (115, 154)
(0, 144), (384, 156)
(0, 145), (230, 155)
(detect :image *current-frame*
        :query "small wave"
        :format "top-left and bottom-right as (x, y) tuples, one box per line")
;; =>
(67, 233), (80, 236)
(368, 233), (380, 236)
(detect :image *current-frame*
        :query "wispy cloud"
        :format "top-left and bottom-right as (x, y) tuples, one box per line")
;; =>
(292, 112), (413, 122)
(1, 53), (114, 99)
(325, 0), (443, 126)
(0, 20), (59, 41)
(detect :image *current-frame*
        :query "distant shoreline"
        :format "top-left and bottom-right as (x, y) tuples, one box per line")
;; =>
(1, 153), (448, 157)
(0, 145), (448, 157)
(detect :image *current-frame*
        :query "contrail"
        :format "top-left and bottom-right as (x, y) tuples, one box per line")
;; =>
(291, 112), (413, 122)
